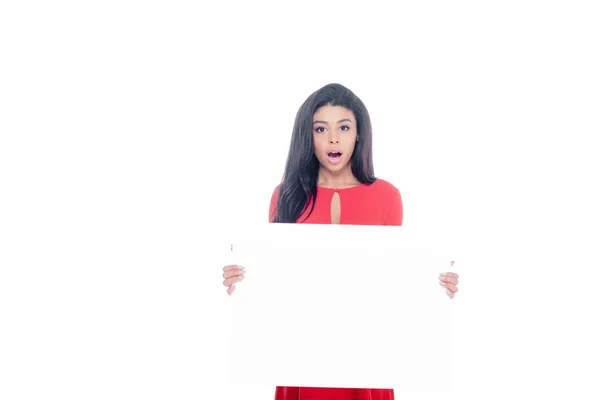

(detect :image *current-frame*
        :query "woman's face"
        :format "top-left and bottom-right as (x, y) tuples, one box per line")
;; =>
(312, 104), (358, 172)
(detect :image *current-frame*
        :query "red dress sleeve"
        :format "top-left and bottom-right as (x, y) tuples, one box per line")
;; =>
(269, 186), (279, 223)
(385, 185), (403, 226)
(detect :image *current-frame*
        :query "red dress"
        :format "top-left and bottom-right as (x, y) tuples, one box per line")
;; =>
(268, 178), (403, 400)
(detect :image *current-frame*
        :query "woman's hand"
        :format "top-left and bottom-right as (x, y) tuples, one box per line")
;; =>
(222, 264), (245, 296)
(439, 261), (459, 299)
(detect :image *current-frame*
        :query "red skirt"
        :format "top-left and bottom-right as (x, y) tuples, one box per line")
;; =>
(274, 386), (394, 400)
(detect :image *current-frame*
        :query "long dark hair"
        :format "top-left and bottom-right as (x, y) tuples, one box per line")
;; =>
(273, 83), (377, 223)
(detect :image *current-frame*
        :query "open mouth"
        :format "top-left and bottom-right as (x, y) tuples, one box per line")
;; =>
(326, 151), (343, 164)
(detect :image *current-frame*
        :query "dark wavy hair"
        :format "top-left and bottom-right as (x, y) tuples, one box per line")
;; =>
(273, 83), (377, 223)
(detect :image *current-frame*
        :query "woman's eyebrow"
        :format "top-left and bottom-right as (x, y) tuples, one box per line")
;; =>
(313, 118), (353, 124)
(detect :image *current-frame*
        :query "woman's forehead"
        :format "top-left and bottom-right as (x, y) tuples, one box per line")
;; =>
(313, 105), (355, 122)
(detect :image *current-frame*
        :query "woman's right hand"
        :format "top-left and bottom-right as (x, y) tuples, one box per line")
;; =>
(222, 265), (245, 296)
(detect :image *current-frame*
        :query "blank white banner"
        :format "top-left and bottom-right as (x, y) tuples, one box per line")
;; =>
(228, 223), (452, 391)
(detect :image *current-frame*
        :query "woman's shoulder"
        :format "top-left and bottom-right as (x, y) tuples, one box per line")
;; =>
(271, 184), (281, 198)
(270, 185), (282, 207)
(367, 178), (401, 194)
(367, 178), (403, 225)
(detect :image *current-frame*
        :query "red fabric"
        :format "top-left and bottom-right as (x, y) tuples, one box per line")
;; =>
(268, 178), (402, 400)
(269, 179), (403, 226)
(274, 386), (395, 400)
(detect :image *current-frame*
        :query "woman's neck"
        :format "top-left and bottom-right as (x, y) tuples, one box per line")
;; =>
(317, 166), (360, 189)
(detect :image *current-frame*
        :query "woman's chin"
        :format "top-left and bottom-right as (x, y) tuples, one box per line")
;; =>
(320, 163), (349, 174)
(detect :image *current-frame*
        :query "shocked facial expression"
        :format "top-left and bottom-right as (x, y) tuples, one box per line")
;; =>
(312, 105), (358, 172)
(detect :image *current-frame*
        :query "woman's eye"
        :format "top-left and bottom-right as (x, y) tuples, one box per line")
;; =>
(315, 127), (325, 133)
(340, 125), (350, 131)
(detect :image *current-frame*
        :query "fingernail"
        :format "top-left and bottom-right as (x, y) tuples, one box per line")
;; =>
(439, 281), (445, 286)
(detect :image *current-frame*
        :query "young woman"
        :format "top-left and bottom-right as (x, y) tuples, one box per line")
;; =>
(221, 83), (460, 400)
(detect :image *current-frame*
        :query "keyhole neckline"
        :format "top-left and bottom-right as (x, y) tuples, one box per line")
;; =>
(317, 183), (366, 192)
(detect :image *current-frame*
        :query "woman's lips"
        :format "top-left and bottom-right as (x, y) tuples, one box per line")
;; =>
(326, 151), (342, 165)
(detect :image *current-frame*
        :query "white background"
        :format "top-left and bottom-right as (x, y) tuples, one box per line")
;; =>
(1, 1), (599, 400)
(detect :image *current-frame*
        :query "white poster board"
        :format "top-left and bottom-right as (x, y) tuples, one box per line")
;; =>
(228, 223), (453, 391)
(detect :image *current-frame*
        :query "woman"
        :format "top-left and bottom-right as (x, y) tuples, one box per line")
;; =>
(221, 83), (460, 400)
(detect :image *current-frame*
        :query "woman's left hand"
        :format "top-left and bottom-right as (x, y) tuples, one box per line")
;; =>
(439, 261), (459, 299)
